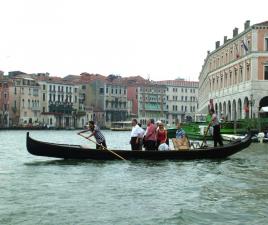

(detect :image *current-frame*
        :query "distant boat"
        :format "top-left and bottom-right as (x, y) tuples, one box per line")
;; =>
(167, 121), (245, 140)
(110, 121), (132, 131)
(26, 132), (252, 160)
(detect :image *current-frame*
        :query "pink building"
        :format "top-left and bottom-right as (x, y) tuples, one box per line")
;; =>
(124, 76), (148, 118)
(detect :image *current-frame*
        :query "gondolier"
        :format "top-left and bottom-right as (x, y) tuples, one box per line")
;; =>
(78, 121), (107, 150)
(209, 109), (223, 147)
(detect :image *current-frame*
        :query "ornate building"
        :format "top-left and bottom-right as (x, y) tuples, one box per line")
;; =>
(199, 20), (268, 120)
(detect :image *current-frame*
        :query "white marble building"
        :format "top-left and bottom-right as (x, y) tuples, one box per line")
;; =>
(199, 20), (268, 120)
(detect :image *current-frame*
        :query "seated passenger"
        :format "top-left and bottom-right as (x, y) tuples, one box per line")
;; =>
(175, 122), (186, 140)
(172, 123), (189, 150)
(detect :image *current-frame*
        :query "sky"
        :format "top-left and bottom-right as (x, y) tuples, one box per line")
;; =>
(0, 0), (267, 81)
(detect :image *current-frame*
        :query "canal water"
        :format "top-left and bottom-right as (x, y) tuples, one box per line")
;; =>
(0, 130), (268, 225)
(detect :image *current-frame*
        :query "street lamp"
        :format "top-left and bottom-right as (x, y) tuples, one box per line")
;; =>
(249, 94), (255, 119)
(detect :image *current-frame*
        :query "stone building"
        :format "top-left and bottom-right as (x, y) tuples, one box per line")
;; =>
(0, 71), (11, 127)
(137, 82), (167, 126)
(104, 76), (128, 127)
(37, 75), (81, 128)
(156, 79), (199, 125)
(80, 73), (128, 128)
(199, 20), (268, 120)
(9, 75), (41, 126)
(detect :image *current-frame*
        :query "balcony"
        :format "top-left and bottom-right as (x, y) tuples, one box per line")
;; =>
(48, 103), (74, 115)
(32, 106), (41, 111)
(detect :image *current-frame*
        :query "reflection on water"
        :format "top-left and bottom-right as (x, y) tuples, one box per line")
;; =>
(0, 130), (268, 225)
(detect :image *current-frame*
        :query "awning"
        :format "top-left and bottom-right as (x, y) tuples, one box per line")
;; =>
(260, 106), (268, 113)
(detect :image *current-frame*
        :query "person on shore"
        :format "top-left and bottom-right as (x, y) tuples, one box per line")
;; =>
(156, 122), (169, 150)
(77, 121), (107, 150)
(130, 119), (144, 150)
(209, 109), (223, 147)
(144, 119), (157, 150)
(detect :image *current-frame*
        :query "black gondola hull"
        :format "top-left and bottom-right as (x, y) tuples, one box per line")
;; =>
(26, 132), (252, 160)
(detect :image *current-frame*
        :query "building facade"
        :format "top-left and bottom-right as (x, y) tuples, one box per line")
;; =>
(199, 20), (268, 120)
(104, 81), (128, 127)
(157, 80), (199, 125)
(125, 76), (148, 118)
(9, 75), (41, 126)
(37, 76), (81, 128)
(137, 83), (167, 126)
(0, 72), (11, 127)
(79, 74), (129, 128)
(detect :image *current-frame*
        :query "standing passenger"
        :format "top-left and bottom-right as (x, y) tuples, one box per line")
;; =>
(138, 123), (145, 150)
(130, 119), (143, 150)
(144, 119), (157, 150)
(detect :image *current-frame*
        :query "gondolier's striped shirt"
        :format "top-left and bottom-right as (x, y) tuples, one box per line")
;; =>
(93, 125), (105, 143)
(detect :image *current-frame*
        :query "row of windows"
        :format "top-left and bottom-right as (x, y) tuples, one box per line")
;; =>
(208, 64), (268, 91)
(47, 85), (77, 93)
(105, 101), (127, 109)
(20, 99), (40, 109)
(209, 39), (251, 72)
(168, 87), (196, 93)
(104, 87), (126, 95)
(166, 105), (196, 112)
(15, 79), (37, 86)
(140, 88), (166, 93)
(208, 38), (268, 73)
(14, 87), (39, 96)
(140, 96), (165, 101)
(167, 96), (196, 101)
(47, 94), (78, 103)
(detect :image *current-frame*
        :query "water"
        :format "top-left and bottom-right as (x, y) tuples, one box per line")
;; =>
(0, 130), (268, 225)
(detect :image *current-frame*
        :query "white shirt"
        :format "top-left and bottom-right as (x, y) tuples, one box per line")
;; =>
(131, 125), (143, 137)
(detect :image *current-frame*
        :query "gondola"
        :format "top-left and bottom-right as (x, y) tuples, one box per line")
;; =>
(26, 132), (252, 160)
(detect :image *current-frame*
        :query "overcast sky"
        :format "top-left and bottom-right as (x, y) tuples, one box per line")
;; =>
(0, 0), (267, 81)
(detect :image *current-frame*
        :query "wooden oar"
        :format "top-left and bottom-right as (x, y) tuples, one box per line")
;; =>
(78, 133), (127, 161)
(200, 124), (211, 148)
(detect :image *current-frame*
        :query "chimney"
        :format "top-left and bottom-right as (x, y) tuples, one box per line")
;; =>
(224, 36), (228, 44)
(215, 41), (220, 49)
(233, 27), (239, 37)
(244, 20), (250, 30)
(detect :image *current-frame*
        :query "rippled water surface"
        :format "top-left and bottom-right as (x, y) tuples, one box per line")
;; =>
(0, 130), (268, 225)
